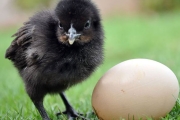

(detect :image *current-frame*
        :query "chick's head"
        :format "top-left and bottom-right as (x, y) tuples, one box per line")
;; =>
(55, 0), (102, 45)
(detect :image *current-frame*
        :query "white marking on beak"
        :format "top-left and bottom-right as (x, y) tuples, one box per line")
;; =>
(66, 24), (81, 45)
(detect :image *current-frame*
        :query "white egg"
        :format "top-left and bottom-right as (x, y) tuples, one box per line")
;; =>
(92, 59), (179, 120)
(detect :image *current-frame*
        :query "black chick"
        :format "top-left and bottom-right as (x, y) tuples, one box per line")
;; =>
(5, 0), (104, 120)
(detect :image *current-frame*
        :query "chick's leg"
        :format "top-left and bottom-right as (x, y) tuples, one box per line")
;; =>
(57, 92), (86, 120)
(26, 86), (50, 120)
(33, 101), (50, 120)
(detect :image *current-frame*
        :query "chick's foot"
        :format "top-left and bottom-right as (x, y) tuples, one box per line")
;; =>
(56, 108), (87, 120)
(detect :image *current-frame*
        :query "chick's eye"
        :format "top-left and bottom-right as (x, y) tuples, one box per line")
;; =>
(59, 22), (63, 29)
(84, 20), (91, 29)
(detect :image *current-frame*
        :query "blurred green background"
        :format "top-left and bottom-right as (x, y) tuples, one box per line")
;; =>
(0, 0), (180, 119)
(13, 0), (180, 13)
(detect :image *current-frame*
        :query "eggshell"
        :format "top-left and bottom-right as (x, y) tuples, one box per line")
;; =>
(92, 59), (179, 120)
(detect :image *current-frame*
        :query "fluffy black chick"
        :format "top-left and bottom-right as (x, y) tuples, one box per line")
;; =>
(5, 0), (104, 120)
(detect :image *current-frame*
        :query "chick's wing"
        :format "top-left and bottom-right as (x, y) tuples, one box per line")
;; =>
(5, 22), (35, 60)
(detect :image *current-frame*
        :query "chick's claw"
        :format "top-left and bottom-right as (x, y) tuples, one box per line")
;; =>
(56, 110), (87, 120)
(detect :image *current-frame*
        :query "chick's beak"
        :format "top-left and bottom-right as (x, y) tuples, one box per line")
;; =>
(66, 24), (81, 45)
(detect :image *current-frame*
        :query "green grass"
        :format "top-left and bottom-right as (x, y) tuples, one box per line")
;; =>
(0, 13), (180, 120)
